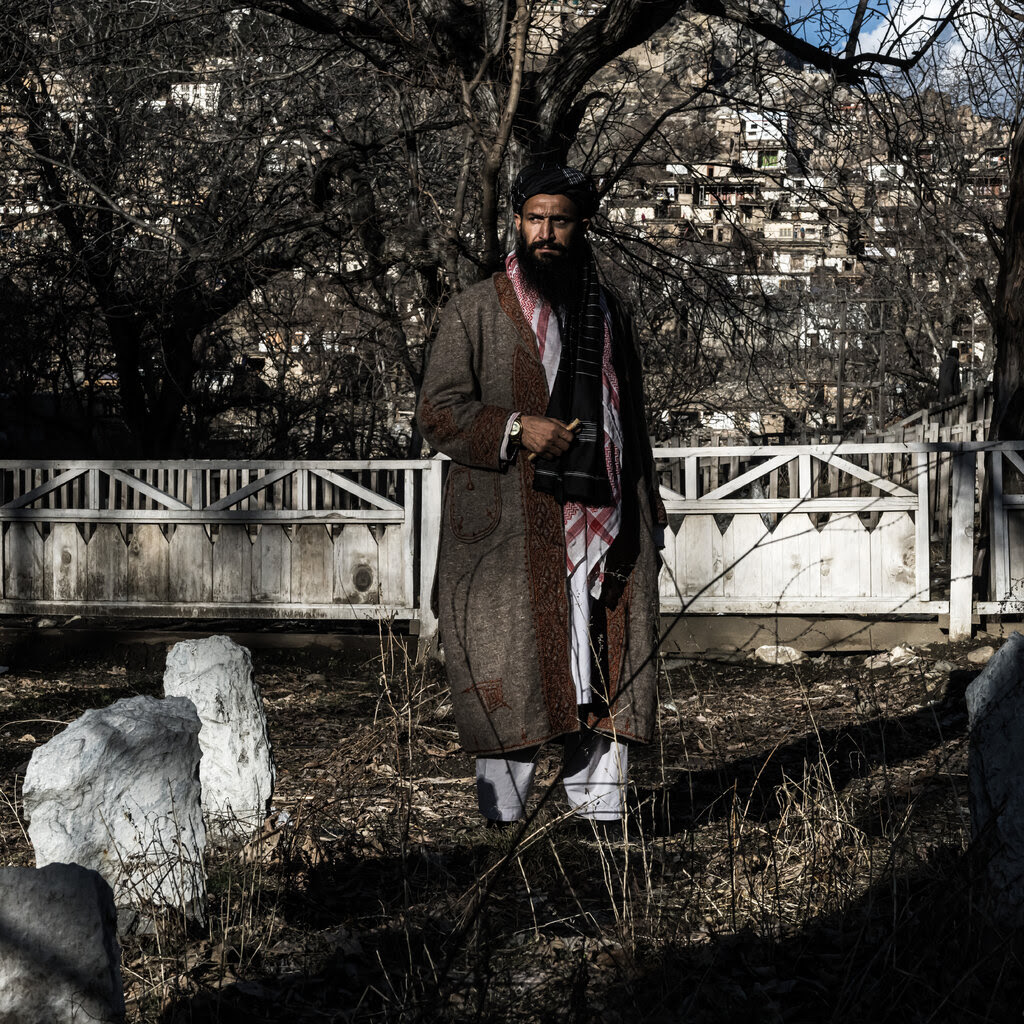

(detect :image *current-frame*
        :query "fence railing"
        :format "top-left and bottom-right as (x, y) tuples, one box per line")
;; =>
(2, 444), (1022, 642)
(891, 382), (991, 436)
(0, 460), (444, 634)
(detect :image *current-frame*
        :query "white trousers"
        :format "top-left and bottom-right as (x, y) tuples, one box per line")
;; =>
(476, 727), (628, 822)
(568, 560), (593, 705)
(476, 559), (627, 822)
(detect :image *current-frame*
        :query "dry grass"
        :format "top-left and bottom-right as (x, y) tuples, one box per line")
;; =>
(2, 629), (1023, 1022)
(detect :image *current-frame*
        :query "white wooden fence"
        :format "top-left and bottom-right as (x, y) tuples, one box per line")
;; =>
(0, 461), (443, 633)
(656, 440), (1024, 639)
(2, 444), (1023, 641)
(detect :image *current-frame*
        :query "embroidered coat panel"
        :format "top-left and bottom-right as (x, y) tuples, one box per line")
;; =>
(417, 273), (664, 756)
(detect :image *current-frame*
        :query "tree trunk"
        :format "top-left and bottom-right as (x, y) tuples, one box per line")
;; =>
(991, 122), (1024, 441)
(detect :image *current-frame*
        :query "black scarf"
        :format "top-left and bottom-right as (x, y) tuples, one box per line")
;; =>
(531, 249), (614, 508)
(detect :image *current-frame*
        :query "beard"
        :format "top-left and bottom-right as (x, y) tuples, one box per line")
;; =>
(514, 229), (589, 309)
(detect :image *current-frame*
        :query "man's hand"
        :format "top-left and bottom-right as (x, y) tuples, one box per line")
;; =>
(520, 415), (576, 460)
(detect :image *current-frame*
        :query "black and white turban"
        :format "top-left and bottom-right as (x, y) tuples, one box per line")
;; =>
(511, 163), (599, 218)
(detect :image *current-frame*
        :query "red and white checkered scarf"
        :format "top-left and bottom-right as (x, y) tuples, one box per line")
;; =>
(506, 253), (623, 589)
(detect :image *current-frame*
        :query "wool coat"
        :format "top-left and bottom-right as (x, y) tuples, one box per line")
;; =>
(417, 272), (666, 757)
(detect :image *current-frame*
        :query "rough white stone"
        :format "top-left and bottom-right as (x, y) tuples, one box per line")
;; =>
(22, 695), (206, 919)
(864, 645), (918, 670)
(888, 644), (918, 667)
(0, 863), (125, 1024)
(752, 644), (804, 665)
(966, 632), (1024, 924)
(968, 645), (996, 666)
(163, 635), (275, 841)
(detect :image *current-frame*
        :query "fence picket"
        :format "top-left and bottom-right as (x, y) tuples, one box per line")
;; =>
(168, 525), (213, 604)
(4, 523), (45, 599)
(86, 524), (128, 601)
(334, 524), (380, 605)
(253, 525), (292, 603)
(293, 525), (334, 605)
(212, 525), (253, 603)
(128, 524), (169, 602)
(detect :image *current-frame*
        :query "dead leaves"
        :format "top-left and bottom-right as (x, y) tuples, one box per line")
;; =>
(418, 738), (462, 759)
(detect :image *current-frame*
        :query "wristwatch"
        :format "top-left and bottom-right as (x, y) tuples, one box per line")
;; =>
(508, 415), (524, 449)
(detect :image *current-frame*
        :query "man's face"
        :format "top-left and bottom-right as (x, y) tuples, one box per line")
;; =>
(513, 193), (590, 305)
(513, 193), (589, 264)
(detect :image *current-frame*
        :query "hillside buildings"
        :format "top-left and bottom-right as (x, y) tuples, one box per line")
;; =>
(0, 5), (1010, 455)
(600, 96), (1006, 436)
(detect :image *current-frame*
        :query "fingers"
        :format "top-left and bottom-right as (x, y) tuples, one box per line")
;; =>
(521, 415), (578, 461)
(547, 422), (574, 455)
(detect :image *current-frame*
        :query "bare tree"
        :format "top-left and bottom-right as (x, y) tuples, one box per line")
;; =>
(797, 1), (1022, 435)
(0, 1), (343, 453)
(2, 0), (992, 456)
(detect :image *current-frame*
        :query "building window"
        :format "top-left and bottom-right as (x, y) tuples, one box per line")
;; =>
(171, 81), (221, 115)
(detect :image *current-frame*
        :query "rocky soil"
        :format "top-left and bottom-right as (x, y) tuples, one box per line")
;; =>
(1, 626), (1022, 1022)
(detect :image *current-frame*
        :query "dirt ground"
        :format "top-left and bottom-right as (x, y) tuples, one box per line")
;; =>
(1, 624), (1023, 1023)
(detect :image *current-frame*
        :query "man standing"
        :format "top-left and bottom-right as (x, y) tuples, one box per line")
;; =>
(417, 164), (665, 827)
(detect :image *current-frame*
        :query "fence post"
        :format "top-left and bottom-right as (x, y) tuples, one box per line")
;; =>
(914, 451), (930, 602)
(949, 448), (975, 640)
(798, 452), (812, 499)
(416, 456), (444, 646)
(990, 450), (1008, 602)
(684, 454), (697, 499)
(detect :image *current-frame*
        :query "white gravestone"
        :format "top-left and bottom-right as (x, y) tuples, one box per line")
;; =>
(163, 635), (276, 841)
(966, 631), (1024, 924)
(22, 695), (206, 920)
(0, 863), (125, 1024)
